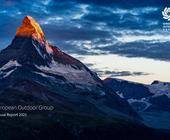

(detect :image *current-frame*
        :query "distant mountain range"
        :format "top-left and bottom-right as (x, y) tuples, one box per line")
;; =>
(0, 16), (169, 140)
(104, 78), (170, 129)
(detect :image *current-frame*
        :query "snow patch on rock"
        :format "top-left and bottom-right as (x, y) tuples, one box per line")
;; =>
(116, 91), (124, 98)
(0, 60), (21, 79)
(0, 60), (21, 71)
(35, 60), (97, 85)
(148, 82), (170, 98)
(128, 98), (151, 111)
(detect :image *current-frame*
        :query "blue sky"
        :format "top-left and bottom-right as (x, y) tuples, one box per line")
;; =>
(0, 0), (170, 83)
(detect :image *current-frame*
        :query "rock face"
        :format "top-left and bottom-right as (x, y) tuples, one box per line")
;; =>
(0, 16), (102, 85)
(104, 78), (153, 99)
(0, 16), (139, 119)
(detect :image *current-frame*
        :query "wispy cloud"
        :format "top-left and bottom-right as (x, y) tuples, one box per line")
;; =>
(95, 70), (150, 78)
(0, 0), (170, 61)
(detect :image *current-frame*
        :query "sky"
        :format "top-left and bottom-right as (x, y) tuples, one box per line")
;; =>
(0, 0), (170, 84)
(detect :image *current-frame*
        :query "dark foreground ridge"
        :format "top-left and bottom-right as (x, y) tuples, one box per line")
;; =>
(0, 112), (170, 140)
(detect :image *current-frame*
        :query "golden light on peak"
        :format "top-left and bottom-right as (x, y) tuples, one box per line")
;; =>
(16, 16), (45, 42)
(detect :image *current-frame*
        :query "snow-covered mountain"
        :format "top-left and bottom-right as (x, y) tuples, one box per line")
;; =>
(103, 78), (170, 129)
(149, 81), (170, 97)
(104, 78), (153, 100)
(0, 16), (101, 86)
(0, 16), (139, 119)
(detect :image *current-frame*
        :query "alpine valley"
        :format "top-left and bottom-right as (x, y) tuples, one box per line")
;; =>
(0, 16), (170, 140)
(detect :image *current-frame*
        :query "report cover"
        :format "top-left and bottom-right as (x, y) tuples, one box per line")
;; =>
(0, 0), (170, 139)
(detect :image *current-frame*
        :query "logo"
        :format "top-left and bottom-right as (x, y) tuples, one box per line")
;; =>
(162, 7), (170, 21)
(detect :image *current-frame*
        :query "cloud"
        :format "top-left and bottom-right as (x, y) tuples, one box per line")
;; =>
(108, 71), (149, 77)
(44, 25), (110, 41)
(94, 69), (150, 78)
(71, 0), (170, 8)
(0, 0), (170, 62)
(116, 34), (170, 43)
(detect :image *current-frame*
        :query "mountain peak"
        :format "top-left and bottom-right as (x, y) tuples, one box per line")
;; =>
(16, 16), (45, 43)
